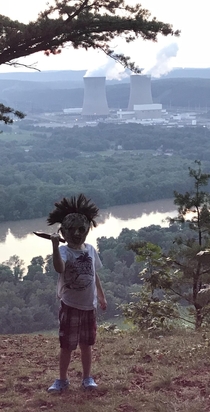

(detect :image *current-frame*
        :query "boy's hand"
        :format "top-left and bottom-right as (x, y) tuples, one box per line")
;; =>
(98, 296), (107, 311)
(50, 233), (60, 247)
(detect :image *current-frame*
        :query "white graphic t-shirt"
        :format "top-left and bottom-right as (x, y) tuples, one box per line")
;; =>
(57, 243), (102, 310)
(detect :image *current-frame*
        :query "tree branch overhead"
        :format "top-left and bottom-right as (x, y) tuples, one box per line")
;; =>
(0, 0), (179, 124)
(0, 0), (179, 68)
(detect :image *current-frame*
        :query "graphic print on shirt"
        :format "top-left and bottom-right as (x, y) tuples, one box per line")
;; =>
(64, 251), (94, 291)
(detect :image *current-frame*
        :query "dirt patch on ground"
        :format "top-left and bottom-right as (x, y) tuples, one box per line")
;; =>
(1, 330), (210, 412)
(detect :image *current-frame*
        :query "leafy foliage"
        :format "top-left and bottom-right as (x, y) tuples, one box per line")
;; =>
(2, 122), (210, 222)
(0, 104), (25, 125)
(121, 242), (180, 332)
(121, 161), (210, 330)
(2, 160), (210, 333)
(0, 1), (178, 68)
(0, 222), (189, 334)
(122, 290), (178, 331)
(4, 255), (25, 284)
(170, 161), (210, 328)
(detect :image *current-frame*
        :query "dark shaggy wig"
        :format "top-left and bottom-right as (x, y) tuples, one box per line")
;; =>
(47, 193), (99, 228)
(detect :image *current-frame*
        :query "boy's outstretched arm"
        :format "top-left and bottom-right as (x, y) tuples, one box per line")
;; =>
(51, 233), (65, 273)
(96, 273), (107, 311)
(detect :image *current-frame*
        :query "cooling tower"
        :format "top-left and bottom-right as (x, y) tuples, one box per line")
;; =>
(82, 76), (109, 117)
(128, 75), (153, 110)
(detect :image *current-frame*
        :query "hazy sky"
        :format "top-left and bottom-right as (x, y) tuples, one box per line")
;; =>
(0, 0), (208, 77)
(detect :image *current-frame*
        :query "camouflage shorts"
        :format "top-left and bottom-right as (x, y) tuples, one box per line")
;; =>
(59, 301), (97, 350)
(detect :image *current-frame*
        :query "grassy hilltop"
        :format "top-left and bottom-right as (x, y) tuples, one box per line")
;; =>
(1, 328), (210, 412)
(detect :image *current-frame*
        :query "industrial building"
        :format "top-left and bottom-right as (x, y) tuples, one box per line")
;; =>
(128, 75), (162, 120)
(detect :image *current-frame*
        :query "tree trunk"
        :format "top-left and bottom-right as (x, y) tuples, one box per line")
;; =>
(195, 305), (202, 329)
(193, 263), (202, 329)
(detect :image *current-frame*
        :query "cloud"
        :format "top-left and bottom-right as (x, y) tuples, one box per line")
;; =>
(145, 42), (179, 77)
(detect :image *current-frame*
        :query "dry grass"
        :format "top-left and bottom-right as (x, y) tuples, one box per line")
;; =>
(1, 328), (210, 412)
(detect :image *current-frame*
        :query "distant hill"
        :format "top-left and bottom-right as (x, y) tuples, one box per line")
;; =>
(0, 69), (87, 82)
(1, 71), (210, 112)
(0, 70), (130, 90)
(152, 78), (210, 108)
(162, 68), (210, 79)
(0, 67), (210, 83)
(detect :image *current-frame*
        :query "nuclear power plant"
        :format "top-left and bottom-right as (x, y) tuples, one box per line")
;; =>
(82, 76), (109, 118)
(65, 74), (163, 123)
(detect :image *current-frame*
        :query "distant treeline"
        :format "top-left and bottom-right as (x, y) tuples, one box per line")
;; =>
(0, 223), (190, 334)
(2, 78), (210, 113)
(1, 123), (210, 221)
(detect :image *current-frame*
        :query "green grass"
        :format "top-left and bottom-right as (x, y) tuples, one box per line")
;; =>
(1, 327), (210, 412)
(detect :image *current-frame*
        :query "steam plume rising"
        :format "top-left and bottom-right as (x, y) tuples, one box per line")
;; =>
(146, 43), (179, 78)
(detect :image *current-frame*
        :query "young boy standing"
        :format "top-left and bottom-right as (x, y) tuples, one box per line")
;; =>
(47, 194), (107, 392)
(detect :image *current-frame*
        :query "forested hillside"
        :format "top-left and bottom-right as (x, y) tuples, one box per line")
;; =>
(0, 184), (209, 333)
(1, 78), (210, 112)
(1, 123), (210, 221)
(0, 223), (189, 334)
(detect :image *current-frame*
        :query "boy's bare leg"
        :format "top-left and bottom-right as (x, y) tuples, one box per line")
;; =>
(79, 343), (92, 378)
(59, 348), (71, 380)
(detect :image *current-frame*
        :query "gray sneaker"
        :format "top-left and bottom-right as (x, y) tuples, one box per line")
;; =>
(82, 377), (97, 389)
(47, 379), (69, 393)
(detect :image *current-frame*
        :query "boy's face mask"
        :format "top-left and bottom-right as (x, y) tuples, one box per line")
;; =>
(61, 213), (90, 247)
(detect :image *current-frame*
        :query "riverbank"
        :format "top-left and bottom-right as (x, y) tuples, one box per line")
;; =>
(0, 198), (177, 268)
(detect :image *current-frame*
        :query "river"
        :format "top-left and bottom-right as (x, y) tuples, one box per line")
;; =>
(0, 198), (177, 269)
